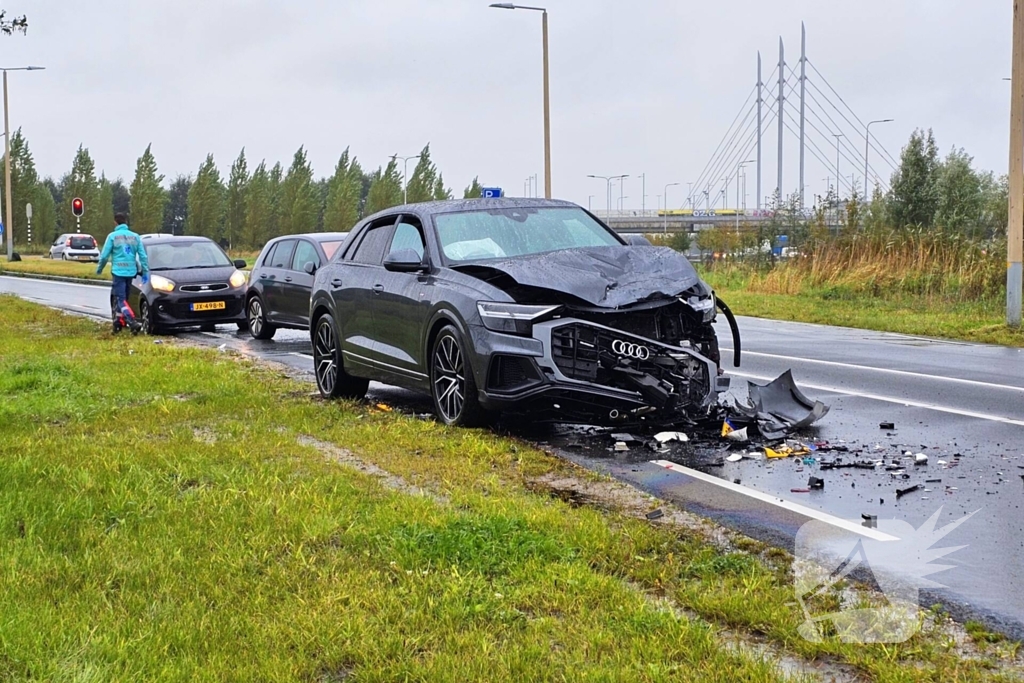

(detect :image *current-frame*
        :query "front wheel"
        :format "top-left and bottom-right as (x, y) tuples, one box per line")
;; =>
(313, 313), (368, 400)
(139, 299), (161, 336)
(430, 325), (493, 427)
(247, 296), (276, 340)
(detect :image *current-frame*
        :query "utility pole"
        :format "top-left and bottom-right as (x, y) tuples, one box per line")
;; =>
(865, 119), (894, 199)
(757, 51), (763, 211)
(1009, 0), (1024, 327)
(799, 23), (807, 208)
(777, 38), (785, 205)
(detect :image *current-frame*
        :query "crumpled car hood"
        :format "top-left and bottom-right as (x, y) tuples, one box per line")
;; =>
(454, 245), (702, 308)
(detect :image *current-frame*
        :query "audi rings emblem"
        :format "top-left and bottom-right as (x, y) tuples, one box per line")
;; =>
(612, 339), (650, 360)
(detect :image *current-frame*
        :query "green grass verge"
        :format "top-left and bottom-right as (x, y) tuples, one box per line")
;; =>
(703, 268), (1024, 348)
(0, 255), (110, 281)
(0, 295), (1019, 681)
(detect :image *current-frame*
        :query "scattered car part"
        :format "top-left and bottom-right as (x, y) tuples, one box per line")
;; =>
(733, 370), (830, 439)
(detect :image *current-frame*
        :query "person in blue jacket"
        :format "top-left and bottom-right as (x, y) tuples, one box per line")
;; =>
(97, 213), (149, 334)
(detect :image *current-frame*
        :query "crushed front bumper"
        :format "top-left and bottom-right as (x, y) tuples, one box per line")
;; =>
(471, 318), (727, 423)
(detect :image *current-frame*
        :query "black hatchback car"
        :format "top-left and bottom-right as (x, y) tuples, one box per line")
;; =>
(309, 198), (738, 427)
(128, 235), (249, 334)
(245, 232), (348, 339)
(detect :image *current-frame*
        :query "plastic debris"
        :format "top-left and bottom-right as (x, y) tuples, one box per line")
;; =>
(896, 484), (920, 498)
(790, 488), (810, 493)
(721, 420), (737, 438)
(808, 476), (825, 490)
(726, 453), (744, 462)
(802, 456), (817, 466)
(375, 403), (393, 412)
(861, 513), (878, 528)
(731, 370), (830, 439)
(879, 421), (895, 430)
(653, 431), (689, 444)
(914, 453), (928, 465)
(724, 427), (749, 443)
(611, 433), (642, 443)
(613, 441), (629, 452)
(765, 443), (811, 459)
(645, 509), (664, 520)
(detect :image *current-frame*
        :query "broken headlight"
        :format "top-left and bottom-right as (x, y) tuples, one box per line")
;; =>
(477, 302), (560, 335)
(687, 294), (716, 323)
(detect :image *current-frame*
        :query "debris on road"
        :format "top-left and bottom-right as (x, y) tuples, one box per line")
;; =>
(861, 513), (878, 528)
(726, 453), (744, 462)
(808, 476), (825, 490)
(765, 443), (811, 459)
(915, 453), (929, 465)
(613, 441), (630, 452)
(896, 484), (920, 498)
(612, 433), (642, 443)
(645, 508), (664, 520)
(732, 370), (830, 440)
(724, 427), (749, 443)
(790, 488), (810, 493)
(879, 421), (895, 430)
(653, 431), (689, 444)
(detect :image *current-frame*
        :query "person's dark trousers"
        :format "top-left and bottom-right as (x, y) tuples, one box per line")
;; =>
(110, 275), (138, 325)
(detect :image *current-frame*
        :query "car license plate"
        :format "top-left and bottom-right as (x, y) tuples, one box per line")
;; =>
(77, 256), (91, 261)
(191, 301), (226, 312)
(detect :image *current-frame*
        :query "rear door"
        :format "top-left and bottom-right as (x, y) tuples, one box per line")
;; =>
(332, 216), (397, 376)
(280, 238), (321, 327)
(261, 240), (296, 322)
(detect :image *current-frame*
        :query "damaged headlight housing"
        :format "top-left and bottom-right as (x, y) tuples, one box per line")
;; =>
(686, 294), (716, 322)
(477, 302), (560, 335)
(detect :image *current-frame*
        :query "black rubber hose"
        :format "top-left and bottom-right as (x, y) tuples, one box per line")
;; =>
(716, 296), (741, 367)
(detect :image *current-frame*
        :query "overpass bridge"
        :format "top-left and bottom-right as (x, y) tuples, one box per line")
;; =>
(592, 209), (795, 234)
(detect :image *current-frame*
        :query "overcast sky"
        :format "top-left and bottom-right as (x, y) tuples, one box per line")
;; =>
(1, 0), (1014, 212)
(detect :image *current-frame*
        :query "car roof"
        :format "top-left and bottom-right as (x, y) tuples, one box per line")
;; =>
(267, 232), (348, 244)
(360, 197), (580, 224)
(139, 234), (217, 246)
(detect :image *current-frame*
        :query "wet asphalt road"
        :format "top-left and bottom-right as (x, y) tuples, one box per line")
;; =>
(3, 274), (1024, 637)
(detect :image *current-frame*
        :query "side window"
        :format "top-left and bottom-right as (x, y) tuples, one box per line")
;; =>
(262, 242), (279, 267)
(350, 223), (394, 265)
(271, 240), (296, 268)
(388, 220), (425, 260)
(291, 240), (320, 271)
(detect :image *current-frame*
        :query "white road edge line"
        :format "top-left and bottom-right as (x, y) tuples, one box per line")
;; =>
(731, 370), (1024, 427)
(0, 275), (106, 291)
(722, 348), (1024, 394)
(289, 352), (314, 360)
(651, 459), (900, 542)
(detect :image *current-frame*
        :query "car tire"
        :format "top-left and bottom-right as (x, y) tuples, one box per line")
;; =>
(246, 296), (276, 340)
(430, 324), (493, 427)
(61, 252), (67, 261)
(139, 299), (161, 336)
(313, 313), (368, 400)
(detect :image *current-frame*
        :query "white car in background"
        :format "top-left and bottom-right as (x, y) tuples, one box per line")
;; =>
(49, 233), (100, 261)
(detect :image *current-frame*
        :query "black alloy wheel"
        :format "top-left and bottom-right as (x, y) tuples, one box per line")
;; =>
(430, 325), (492, 427)
(139, 299), (159, 336)
(313, 314), (368, 400)
(247, 296), (276, 340)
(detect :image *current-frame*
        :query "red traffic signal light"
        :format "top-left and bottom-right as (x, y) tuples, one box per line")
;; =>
(71, 197), (84, 217)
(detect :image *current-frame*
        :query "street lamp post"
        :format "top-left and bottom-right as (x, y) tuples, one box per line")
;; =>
(587, 194), (594, 212)
(864, 118), (893, 198)
(663, 182), (679, 233)
(638, 172), (646, 214)
(617, 196), (629, 214)
(490, 3), (551, 199)
(391, 153), (421, 205)
(2, 66), (44, 262)
(735, 160), (754, 234)
(587, 174), (627, 220)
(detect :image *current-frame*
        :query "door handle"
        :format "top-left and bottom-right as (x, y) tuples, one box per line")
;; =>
(330, 278), (343, 289)
(284, 276), (293, 283)
(372, 284), (384, 295)
(260, 273), (269, 279)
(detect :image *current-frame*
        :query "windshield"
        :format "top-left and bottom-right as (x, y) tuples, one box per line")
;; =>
(148, 241), (233, 271)
(434, 207), (621, 262)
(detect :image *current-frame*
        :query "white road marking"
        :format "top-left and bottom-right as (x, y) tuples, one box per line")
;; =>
(651, 459), (900, 542)
(722, 348), (1024, 394)
(0, 275), (107, 290)
(731, 370), (1024, 427)
(289, 352), (314, 360)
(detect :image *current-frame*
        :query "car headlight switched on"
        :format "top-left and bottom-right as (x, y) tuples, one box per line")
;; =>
(150, 274), (176, 293)
(229, 270), (247, 288)
(477, 302), (560, 335)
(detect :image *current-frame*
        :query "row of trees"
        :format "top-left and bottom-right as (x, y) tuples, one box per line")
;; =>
(2, 135), (487, 250)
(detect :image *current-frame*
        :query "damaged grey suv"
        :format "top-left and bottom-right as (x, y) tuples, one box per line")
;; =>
(309, 198), (740, 426)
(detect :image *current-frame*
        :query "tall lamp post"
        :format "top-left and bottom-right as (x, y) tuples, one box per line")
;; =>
(391, 153), (421, 205)
(1009, 0), (1024, 327)
(864, 118), (893, 198)
(2, 66), (44, 262)
(490, 3), (551, 199)
(735, 160), (754, 234)
(587, 174), (627, 220)
(663, 182), (679, 233)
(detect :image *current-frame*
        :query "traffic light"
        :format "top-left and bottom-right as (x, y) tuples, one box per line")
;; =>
(71, 197), (84, 217)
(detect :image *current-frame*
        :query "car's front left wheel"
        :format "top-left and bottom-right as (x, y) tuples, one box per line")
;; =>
(313, 313), (368, 400)
(430, 325), (492, 427)
(139, 299), (161, 336)
(247, 296), (276, 340)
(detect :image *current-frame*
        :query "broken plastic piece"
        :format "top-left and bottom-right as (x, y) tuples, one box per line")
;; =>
(721, 420), (736, 438)
(645, 509), (664, 520)
(613, 441), (629, 452)
(914, 453), (928, 465)
(808, 476), (824, 490)
(726, 453), (744, 462)
(375, 403), (393, 412)
(611, 433), (641, 443)
(790, 488), (810, 493)
(654, 431), (689, 444)
(896, 484), (920, 498)
(879, 421), (895, 430)
(724, 427), (749, 443)
(732, 370), (831, 439)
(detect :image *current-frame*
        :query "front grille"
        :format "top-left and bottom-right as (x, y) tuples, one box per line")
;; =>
(551, 325), (602, 381)
(180, 283), (229, 293)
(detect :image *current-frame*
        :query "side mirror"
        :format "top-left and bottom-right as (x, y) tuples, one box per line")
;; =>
(383, 248), (426, 273)
(623, 234), (652, 246)
(303, 261), (317, 275)
(233, 259), (247, 268)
